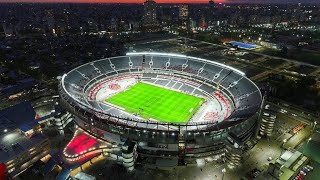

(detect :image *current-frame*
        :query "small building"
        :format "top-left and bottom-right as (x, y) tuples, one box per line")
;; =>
(264, 149), (309, 180)
(0, 101), (50, 178)
(74, 172), (96, 180)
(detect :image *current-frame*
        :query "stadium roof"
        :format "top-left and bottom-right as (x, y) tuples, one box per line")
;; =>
(126, 52), (246, 76)
(0, 130), (47, 164)
(74, 172), (96, 180)
(0, 77), (36, 97)
(0, 101), (38, 134)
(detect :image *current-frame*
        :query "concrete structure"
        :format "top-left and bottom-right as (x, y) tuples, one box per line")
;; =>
(179, 4), (189, 29)
(143, 0), (158, 26)
(265, 149), (309, 180)
(179, 4), (188, 20)
(74, 172), (96, 180)
(259, 110), (277, 137)
(0, 101), (50, 178)
(59, 52), (262, 168)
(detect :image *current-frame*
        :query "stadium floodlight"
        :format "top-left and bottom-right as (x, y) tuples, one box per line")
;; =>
(126, 52), (246, 76)
(127, 52), (187, 59)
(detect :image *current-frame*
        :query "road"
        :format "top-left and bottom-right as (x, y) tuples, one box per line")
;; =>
(265, 100), (319, 126)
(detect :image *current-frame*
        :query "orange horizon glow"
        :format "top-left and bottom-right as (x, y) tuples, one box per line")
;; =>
(0, 0), (226, 3)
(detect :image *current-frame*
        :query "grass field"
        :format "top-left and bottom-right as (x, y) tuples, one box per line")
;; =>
(106, 82), (204, 123)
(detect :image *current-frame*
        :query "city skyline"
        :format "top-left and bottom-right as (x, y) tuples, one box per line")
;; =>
(0, 0), (319, 4)
(0, 1), (319, 180)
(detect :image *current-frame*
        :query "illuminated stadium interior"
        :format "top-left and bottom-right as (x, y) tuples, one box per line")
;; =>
(106, 82), (205, 123)
(59, 52), (262, 167)
(60, 52), (261, 128)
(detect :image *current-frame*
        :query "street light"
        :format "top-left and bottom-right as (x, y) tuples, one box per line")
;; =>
(282, 139), (287, 148)
(307, 137), (312, 144)
(221, 168), (226, 180)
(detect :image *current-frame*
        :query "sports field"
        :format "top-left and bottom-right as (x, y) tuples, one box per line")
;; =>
(106, 82), (204, 123)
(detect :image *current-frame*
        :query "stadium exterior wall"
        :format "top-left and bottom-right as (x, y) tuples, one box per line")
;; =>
(59, 86), (259, 166)
(58, 53), (262, 167)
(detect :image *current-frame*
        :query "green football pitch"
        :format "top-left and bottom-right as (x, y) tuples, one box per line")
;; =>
(106, 82), (204, 123)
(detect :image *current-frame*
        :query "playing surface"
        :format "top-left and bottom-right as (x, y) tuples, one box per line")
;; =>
(106, 82), (204, 123)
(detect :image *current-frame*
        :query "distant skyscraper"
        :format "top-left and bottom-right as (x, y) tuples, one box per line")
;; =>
(0, 24), (5, 39)
(209, 0), (215, 7)
(143, 0), (158, 26)
(200, 16), (207, 29)
(208, 0), (216, 21)
(179, 4), (189, 21)
(179, 4), (189, 29)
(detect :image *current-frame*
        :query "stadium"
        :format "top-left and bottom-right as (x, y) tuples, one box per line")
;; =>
(59, 52), (262, 168)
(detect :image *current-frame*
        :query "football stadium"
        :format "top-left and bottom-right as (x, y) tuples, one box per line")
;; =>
(59, 52), (262, 168)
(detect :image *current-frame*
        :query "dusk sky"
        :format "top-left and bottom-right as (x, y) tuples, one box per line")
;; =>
(0, 0), (319, 4)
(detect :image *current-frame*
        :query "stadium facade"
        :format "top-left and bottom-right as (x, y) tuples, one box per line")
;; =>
(59, 52), (262, 168)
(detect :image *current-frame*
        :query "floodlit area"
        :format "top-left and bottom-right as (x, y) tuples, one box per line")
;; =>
(63, 129), (113, 163)
(106, 82), (204, 123)
(91, 73), (233, 125)
(229, 41), (259, 50)
(2, 2), (320, 180)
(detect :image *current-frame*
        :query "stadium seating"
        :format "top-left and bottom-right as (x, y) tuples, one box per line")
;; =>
(61, 53), (262, 130)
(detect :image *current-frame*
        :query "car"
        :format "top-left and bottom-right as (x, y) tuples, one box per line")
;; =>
(295, 173), (304, 180)
(280, 109), (287, 113)
(306, 165), (314, 171)
(302, 167), (310, 173)
(265, 104), (270, 109)
(263, 112), (270, 117)
(296, 173), (305, 179)
(300, 170), (306, 176)
(252, 171), (261, 178)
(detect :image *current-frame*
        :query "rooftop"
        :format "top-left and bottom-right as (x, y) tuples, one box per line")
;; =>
(0, 130), (47, 163)
(0, 101), (38, 135)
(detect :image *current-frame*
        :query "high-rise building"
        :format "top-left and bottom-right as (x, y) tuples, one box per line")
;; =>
(208, 0), (216, 22)
(179, 4), (189, 29)
(0, 102), (50, 178)
(209, 0), (215, 8)
(0, 24), (5, 39)
(143, 0), (158, 26)
(179, 4), (188, 21)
